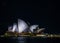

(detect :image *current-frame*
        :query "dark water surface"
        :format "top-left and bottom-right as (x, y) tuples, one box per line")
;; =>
(0, 37), (60, 43)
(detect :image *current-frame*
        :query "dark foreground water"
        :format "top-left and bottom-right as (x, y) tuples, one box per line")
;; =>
(0, 37), (60, 43)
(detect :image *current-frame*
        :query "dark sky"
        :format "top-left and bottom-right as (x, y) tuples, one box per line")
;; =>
(0, 0), (60, 34)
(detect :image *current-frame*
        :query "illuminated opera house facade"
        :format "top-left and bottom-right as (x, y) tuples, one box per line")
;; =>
(5, 19), (45, 36)
(2, 19), (60, 37)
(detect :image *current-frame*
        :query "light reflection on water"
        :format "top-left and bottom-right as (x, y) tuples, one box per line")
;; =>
(11, 37), (29, 43)
(0, 37), (60, 43)
(17, 37), (27, 43)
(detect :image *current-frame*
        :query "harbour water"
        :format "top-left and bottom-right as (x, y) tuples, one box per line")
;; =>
(0, 37), (60, 43)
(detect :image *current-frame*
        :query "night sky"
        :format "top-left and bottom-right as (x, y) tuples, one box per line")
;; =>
(0, 0), (60, 34)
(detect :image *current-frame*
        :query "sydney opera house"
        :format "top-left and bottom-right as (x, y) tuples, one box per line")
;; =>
(0, 19), (60, 38)
(4, 19), (45, 36)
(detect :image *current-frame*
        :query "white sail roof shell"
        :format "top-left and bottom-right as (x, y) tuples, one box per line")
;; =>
(12, 23), (17, 32)
(18, 19), (28, 33)
(29, 25), (38, 32)
(8, 26), (13, 32)
(8, 23), (17, 32)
